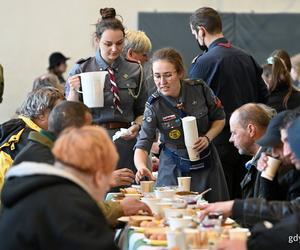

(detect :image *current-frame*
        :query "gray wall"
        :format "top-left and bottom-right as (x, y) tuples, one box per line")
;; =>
(139, 12), (300, 68)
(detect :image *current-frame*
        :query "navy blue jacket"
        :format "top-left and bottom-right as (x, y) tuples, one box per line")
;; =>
(189, 37), (269, 142)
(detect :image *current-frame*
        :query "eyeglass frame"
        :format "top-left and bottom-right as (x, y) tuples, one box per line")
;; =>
(152, 71), (178, 81)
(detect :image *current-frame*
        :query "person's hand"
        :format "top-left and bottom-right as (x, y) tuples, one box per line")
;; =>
(193, 136), (210, 153)
(217, 239), (247, 250)
(151, 142), (160, 155)
(120, 198), (152, 216)
(68, 75), (81, 91)
(257, 152), (269, 171)
(110, 168), (135, 187)
(198, 200), (234, 221)
(121, 124), (140, 140)
(135, 166), (155, 183)
(151, 156), (159, 172)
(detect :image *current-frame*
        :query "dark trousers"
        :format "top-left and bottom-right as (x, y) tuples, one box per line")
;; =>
(215, 143), (250, 199)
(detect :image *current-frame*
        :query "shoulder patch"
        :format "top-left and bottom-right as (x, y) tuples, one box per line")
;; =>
(146, 91), (160, 106)
(183, 78), (205, 86)
(76, 57), (91, 64)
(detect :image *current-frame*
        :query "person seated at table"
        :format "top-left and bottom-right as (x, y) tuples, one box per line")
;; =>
(0, 126), (120, 249)
(198, 109), (300, 230)
(13, 100), (151, 226)
(214, 116), (300, 250)
(256, 110), (300, 201)
(0, 87), (65, 190)
(229, 103), (275, 199)
(134, 48), (229, 202)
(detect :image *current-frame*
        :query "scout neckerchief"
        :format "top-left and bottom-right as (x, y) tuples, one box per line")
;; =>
(107, 67), (123, 114)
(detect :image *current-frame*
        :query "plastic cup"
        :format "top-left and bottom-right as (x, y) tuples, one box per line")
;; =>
(261, 156), (281, 181)
(177, 177), (191, 192)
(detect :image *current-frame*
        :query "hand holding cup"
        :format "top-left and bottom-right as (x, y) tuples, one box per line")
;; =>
(261, 156), (281, 181)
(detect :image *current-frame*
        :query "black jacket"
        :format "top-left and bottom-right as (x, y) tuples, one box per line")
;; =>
(0, 118), (34, 160)
(232, 168), (300, 228)
(13, 130), (55, 165)
(247, 213), (300, 250)
(0, 162), (118, 250)
(268, 85), (300, 112)
(241, 164), (262, 199)
(260, 168), (300, 201)
(232, 197), (300, 228)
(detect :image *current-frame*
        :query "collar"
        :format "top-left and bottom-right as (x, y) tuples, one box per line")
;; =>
(245, 160), (254, 170)
(40, 129), (57, 142)
(6, 161), (93, 199)
(95, 49), (123, 72)
(18, 115), (42, 132)
(28, 130), (55, 149)
(208, 37), (229, 50)
(159, 82), (185, 108)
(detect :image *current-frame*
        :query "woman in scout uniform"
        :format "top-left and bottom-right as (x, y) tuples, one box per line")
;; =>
(66, 8), (147, 184)
(134, 48), (229, 202)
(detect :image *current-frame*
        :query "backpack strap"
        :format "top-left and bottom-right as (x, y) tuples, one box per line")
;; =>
(0, 128), (25, 191)
(0, 128), (25, 151)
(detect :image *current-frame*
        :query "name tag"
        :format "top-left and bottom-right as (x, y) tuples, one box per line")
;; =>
(162, 114), (176, 122)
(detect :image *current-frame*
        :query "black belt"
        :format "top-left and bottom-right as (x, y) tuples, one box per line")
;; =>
(164, 143), (186, 149)
(100, 122), (130, 129)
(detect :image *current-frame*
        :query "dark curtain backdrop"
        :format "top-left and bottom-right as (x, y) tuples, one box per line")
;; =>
(138, 12), (300, 67)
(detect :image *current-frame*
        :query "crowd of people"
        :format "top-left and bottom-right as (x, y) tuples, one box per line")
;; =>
(1, 6), (300, 250)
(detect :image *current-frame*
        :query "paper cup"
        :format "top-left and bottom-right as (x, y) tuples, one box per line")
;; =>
(167, 230), (186, 249)
(261, 156), (281, 181)
(177, 177), (191, 192)
(229, 228), (250, 240)
(79, 71), (107, 108)
(182, 116), (200, 161)
(140, 181), (154, 193)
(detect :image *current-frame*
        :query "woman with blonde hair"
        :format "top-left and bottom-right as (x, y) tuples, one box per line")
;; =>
(0, 126), (119, 250)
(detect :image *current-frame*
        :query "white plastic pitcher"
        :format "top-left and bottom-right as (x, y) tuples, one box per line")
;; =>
(79, 71), (107, 108)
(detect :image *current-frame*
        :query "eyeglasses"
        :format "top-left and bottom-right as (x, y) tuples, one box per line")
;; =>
(153, 71), (177, 81)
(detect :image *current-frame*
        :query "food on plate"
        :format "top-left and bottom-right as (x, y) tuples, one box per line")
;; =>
(140, 220), (159, 228)
(148, 233), (167, 241)
(120, 187), (139, 194)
